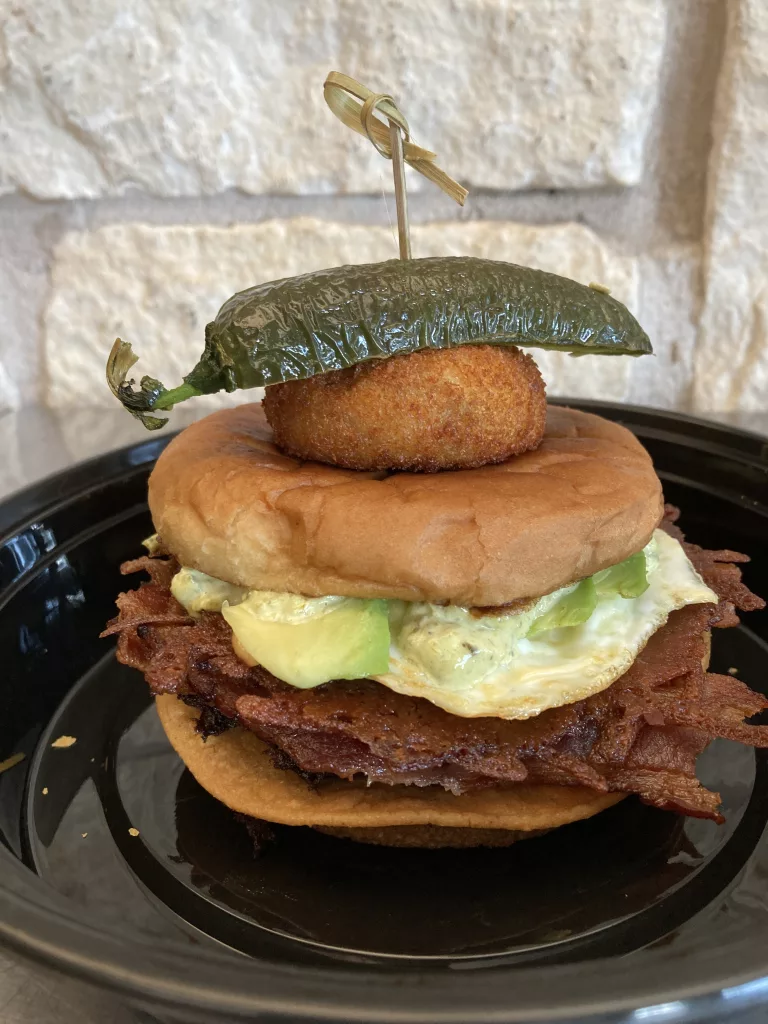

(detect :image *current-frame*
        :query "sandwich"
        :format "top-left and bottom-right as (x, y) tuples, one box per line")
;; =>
(103, 256), (768, 848)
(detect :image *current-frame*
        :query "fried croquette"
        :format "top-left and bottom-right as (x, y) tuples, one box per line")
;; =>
(262, 344), (547, 472)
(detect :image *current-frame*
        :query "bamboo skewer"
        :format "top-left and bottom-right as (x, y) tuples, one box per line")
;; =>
(388, 118), (411, 260)
(324, 71), (467, 260)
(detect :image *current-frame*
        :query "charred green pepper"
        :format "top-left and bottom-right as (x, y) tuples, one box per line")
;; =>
(107, 256), (652, 429)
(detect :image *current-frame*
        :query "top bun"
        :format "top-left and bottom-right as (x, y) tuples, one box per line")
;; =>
(149, 404), (663, 606)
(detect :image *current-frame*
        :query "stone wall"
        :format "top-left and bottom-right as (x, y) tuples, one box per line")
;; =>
(0, 0), (764, 420)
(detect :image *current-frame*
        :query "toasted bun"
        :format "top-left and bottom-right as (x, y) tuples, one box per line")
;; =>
(149, 403), (662, 605)
(156, 695), (624, 846)
(313, 825), (551, 848)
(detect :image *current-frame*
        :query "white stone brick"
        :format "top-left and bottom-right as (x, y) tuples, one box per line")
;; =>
(0, 407), (26, 498)
(44, 217), (640, 417)
(0, 361), (19, 413)
(0, 231), (50, 407)
(627, 246), (701, 412)
(1, 0), (665, 198)
(695, 0), (768, 413)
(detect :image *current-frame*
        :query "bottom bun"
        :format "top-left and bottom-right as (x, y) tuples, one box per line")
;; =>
(156, 695), (624, 842)
(314, 825), (551, 848)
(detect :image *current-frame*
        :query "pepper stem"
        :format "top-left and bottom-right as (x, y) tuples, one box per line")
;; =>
(153, 381), (203, 410)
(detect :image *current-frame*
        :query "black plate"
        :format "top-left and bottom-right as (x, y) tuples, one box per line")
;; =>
(1, 400), (768, 1023)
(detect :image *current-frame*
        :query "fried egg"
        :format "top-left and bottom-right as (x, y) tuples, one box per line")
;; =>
(378, 530), (716, 718)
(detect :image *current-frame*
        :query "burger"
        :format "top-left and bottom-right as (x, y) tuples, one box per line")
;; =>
(103, 256), (768, 848)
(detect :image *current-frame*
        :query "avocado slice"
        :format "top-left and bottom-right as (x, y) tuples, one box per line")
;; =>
(222, 597), (390, 688)
(593, 550), (649, 599)
(526, 579), (598, 637)
(526, 548), (650, 637)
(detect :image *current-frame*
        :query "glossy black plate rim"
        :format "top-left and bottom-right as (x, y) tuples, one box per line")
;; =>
(3, 869), (768, 1024)
(1, 400), (768, 1023)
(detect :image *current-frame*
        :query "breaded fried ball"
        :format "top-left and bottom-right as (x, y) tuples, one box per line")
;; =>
(262, 344), (547, 472)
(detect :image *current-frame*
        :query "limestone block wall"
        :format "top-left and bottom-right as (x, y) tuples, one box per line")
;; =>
(0, 0), (763, 420)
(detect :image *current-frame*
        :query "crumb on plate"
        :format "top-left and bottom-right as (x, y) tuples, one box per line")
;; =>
(0, 752), (25, 775)
(52, 735), (77, 749)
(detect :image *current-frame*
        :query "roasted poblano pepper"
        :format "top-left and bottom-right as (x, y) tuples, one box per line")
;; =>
(107, 256), (652, 428)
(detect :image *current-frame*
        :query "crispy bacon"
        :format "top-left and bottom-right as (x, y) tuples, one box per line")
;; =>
(101, 513), (767, 822)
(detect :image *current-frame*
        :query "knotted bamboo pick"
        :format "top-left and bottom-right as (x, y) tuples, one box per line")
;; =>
(324, 72), (468, 260)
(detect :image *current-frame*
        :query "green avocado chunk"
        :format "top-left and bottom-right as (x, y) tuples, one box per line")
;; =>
(107, 256), (652, 428)
(526, 579), (598, 638)
(593, 550), (649, 599)
(221, 597), (390, 688)
(527, 549), (650, 637)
